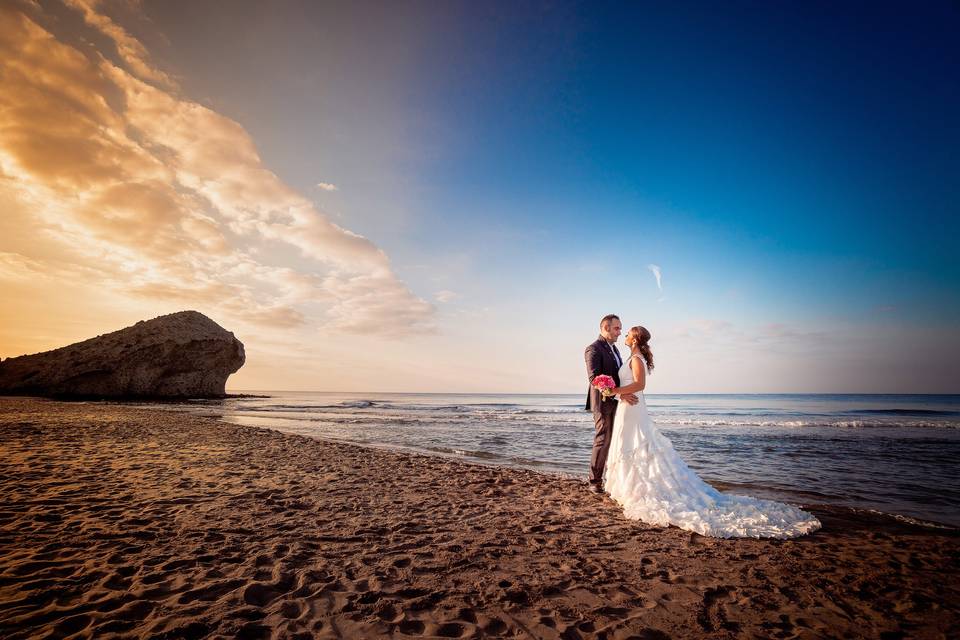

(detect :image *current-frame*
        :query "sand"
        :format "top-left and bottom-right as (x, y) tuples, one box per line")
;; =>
(0, 397), (957, 639)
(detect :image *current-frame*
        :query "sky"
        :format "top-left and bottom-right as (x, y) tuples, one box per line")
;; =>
(1, 0), (958, 393)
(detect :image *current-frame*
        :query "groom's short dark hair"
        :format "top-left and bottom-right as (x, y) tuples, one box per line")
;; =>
(600, 314), (620, 329)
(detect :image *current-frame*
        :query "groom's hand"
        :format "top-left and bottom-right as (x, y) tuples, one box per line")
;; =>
(621, 393), (639, 405)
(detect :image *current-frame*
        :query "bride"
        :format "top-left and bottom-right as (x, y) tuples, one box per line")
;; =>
(604, 326), (821, 539)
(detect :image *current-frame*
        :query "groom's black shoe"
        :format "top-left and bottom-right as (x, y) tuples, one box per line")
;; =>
(590, 483), (604, 494)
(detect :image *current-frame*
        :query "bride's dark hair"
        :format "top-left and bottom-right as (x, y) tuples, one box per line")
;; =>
(625, 326), (654, 373)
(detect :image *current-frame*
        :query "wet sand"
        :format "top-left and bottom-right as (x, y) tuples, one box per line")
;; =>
(0, 397), (957, 639)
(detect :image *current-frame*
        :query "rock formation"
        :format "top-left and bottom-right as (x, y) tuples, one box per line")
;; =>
(0, 311), (245, 399)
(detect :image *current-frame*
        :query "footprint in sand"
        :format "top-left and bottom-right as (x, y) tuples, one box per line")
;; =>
(375, 601), (404, 624)
(633, 629), (672, 640)
(434, 621), (474, 638)
(397, 618), (426, 635)
(279, 600), (302, 619)
(53, 614), (91, 636)
(235, 622), (270, 640)
(114, 600), (156, 622)
(537, 614), (557, 629)
(229, 607), (267, 622)
(456, 608), (478, 624)
(241, 582), (282, 607)
(482, 617), (508, 634)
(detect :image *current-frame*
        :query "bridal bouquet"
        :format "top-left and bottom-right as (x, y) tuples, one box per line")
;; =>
(592, 374), (616, 401)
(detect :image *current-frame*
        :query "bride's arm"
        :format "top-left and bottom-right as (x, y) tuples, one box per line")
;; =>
(613, 358), (646, 394)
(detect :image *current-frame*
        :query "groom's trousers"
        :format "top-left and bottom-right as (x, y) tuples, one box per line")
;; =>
(589, 399), (618, 486)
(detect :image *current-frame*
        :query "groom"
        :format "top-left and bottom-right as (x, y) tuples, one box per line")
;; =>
(584, 314), (638, 494)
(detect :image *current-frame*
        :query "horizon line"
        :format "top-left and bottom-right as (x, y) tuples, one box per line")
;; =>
(225, 390), (960, 396)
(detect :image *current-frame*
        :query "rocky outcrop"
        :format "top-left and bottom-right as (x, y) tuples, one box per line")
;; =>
(0, 311), (245, 399)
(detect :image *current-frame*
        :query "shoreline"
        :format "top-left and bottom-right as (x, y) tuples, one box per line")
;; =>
(140, 394), (960, 532)
(1, 397), (957, 638)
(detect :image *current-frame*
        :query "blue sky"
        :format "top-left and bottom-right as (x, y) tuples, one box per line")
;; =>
(148, 0), (958, 308)
(2, 1), (958, 391)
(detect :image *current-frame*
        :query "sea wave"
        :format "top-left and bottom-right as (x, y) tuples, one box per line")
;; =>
(422, 445), (501, 461)
(234, 401), (378, 411)
(853, 509), (958, 530)
(231, 404), (960, 430)
(850, 408), (960, 417)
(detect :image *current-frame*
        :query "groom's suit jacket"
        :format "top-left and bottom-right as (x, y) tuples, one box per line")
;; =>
(584, 336), (622, 412)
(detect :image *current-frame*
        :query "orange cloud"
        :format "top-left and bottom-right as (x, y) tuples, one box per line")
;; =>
(62, 0), (177, 89)
(0, 2), (434, 337)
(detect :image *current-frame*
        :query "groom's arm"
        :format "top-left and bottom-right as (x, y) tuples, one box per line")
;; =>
(584, 343), (603, 382)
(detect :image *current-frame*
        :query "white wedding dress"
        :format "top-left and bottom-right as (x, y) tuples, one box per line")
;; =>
(604, 355), (821, 538)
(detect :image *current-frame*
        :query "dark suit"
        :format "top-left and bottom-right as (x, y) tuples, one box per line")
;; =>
(584, 335), (622, 486)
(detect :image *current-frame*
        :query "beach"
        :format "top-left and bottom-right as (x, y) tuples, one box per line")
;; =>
(0, 397), (957, 639)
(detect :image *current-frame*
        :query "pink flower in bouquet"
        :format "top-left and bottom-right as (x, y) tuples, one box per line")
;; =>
(592, 374), (616, 400)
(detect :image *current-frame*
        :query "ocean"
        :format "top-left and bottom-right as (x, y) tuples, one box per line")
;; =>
(141, 392), (960, 528)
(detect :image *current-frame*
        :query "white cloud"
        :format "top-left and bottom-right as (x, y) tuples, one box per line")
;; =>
(316, 182), (338, 192)
(434, 290), (457, 303)
(647, 263), (662, 291)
